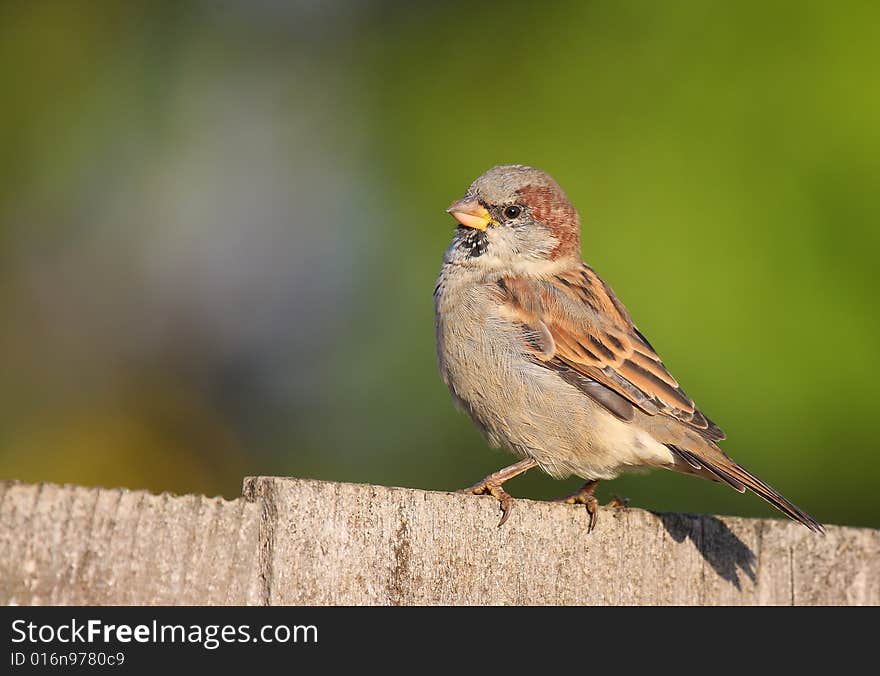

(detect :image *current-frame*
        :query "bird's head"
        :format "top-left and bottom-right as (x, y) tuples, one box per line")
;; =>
(445, 165), (581, 270)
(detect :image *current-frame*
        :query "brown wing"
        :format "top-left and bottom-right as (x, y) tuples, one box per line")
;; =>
(496, 265), (725, 442)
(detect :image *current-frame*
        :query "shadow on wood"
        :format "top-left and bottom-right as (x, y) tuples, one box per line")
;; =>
(657, 513), (757, 590)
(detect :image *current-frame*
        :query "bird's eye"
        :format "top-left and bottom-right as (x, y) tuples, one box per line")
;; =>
(503, 205), (522, 220)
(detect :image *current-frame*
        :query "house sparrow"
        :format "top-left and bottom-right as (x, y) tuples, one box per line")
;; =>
(434, 164), (823, 533)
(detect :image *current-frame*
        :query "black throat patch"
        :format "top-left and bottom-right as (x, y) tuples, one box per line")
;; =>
(456, 227), (488, 258)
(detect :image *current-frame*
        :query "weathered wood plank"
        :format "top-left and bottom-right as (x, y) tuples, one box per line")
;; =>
(0, 481), (261, 605)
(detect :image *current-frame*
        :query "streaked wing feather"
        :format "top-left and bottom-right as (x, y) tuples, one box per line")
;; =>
(498, 265), (725, 442)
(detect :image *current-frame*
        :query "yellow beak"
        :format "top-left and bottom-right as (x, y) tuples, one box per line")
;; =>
(446, 198), (495, 231)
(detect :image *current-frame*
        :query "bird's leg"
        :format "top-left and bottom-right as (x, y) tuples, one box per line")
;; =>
(457, 458), (538, 527)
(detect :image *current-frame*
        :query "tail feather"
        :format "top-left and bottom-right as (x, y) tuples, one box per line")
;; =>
(667, 444), (824, 534)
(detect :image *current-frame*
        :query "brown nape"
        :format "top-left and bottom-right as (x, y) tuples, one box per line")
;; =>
(517, 184), (581, 259)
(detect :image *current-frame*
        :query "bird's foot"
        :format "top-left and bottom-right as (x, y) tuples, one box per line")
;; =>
(456, 458), (537, 527)
(607, 494), (629, 508)
(458, 480), (516, 527)
(554, 480), (601, 533)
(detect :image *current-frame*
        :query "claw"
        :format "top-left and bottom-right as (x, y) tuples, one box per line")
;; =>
(455, 458), (537, 528)
(585, 496), (599, 533)
(491, 487), (515, 527)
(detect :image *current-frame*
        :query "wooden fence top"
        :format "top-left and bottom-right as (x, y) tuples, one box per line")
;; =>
(1, 477), (877, 605)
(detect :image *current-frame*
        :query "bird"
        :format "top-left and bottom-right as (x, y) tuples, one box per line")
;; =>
(433, 164), (823, 534)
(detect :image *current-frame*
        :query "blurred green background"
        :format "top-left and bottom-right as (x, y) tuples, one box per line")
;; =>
(1, 1), (877, 528)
